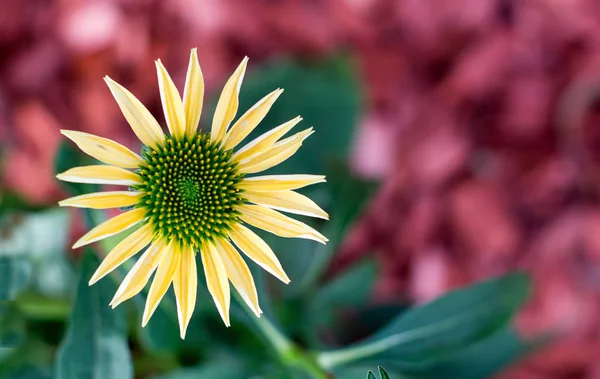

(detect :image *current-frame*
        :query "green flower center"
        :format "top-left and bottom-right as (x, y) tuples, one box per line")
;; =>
(136, 133), (245, 247)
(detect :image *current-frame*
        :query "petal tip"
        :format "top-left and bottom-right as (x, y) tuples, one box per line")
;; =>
(72, 238), (88, 249)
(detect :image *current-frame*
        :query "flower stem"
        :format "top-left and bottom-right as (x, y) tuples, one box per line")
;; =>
(235, 293), (330, 379)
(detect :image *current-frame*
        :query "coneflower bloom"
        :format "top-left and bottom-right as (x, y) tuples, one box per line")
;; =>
(57, 49), (328, 338)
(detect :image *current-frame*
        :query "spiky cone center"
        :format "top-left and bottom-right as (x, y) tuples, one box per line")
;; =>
(135, 133), (245, 247)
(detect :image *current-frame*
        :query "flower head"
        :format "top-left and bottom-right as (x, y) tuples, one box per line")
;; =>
(57, 49), (328, 338)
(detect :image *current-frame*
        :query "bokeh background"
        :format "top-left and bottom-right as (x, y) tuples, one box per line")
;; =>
(2, 0), (600, 378)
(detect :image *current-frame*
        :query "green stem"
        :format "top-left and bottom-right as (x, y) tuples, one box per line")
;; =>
(235, 293), (329, 379)
(248, 306), (292, 356)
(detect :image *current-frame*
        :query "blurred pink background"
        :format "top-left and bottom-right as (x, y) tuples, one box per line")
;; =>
(3, 1), (600, 378)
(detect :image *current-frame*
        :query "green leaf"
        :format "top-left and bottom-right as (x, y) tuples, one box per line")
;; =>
(0, 257), (31, 301)
(366, 367), (392, 379)
(334, 366), (406, 379)
(231, 55), (361, 175)
(296, 167), (377, 293)
(157, 356), (247, 379)
(0, 339), (55, 379)
(134, 290), (184, 354)
(376, 327), (540, 379)
(0, 303), (25, 349)
(55, 250), (132, 379)
(0, 365), (52, 379)
(378, 366), (391, 379)
(312, 259), (377, 312)
(317, 273), (531, 369)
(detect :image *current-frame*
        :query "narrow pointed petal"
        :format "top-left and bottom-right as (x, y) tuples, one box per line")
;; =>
(237, 128), (313, 174)
(183, 48), (204, 137)
(59, 191), (142, 209)
(110, 239), (166, 308)
(72, 208), (146, 249)
(228, 224), (290, 283)
(214, 238), (261, 316)
(239, 175), (326, 192)
(142, 241), (181, 327)
(173, 246), (198, 339)
(238, 204), (327, 244)
(60, 130), (143, 168)
(56, 165), (142, 186)
(222, 88), (283, 150)
(211, 57), (248, 143)
(243, 190), (329, 220)
(201, 243), (231, 326)
(156, 59), (186, 139)
(233, 116), (302, 163)
(104, 76), (165, 148)
(89, 224), (154, 284)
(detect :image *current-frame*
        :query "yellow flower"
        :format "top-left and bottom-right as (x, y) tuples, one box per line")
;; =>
(57, 49), (328, 339)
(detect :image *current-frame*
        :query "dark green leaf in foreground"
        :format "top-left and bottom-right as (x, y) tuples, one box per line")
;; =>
(377, 327), (536, 379)
(378, 366), (391, 379)
(365, 366), (393, 379)
(0, 257), (31, 301)
(317, 273), (531, 369)
(335, 365), (406, 379)
(55, 250), (132, 379)
(157, 355), (247, 379)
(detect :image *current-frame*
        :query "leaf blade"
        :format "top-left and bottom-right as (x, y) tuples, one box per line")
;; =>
(55, 250), (132, 379)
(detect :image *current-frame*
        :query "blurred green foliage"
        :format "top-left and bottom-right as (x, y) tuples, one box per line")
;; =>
(0, 55), (539, 379)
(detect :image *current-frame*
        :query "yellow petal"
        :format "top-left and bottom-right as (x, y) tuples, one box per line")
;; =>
(142, 241), (181, 327)
(201, 243), (231, 326)
(243, 190), (329, 220)
(211, 57), (248, 143)
(88, 224), (154, 284)
(222, 88), (283, 150)
(60, 130), (143, 168)
(228, 224), (290, 283)
(239, 174), (326, 192)
(110, 239), (167, 308)
(59, 191), (142, 209)
(214, 238), (261, 316)
(173, 245), (198, 339)
(56, 165), (142, 186)
(72, 208), (147, 249)
(156, 59), (186, 139)
(237, 128), (313, 174)
(238, 204), (327, 244)
(183, 48), (204, 137)
(233, 116), (302, 163)
(104, 76), (165, 148)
